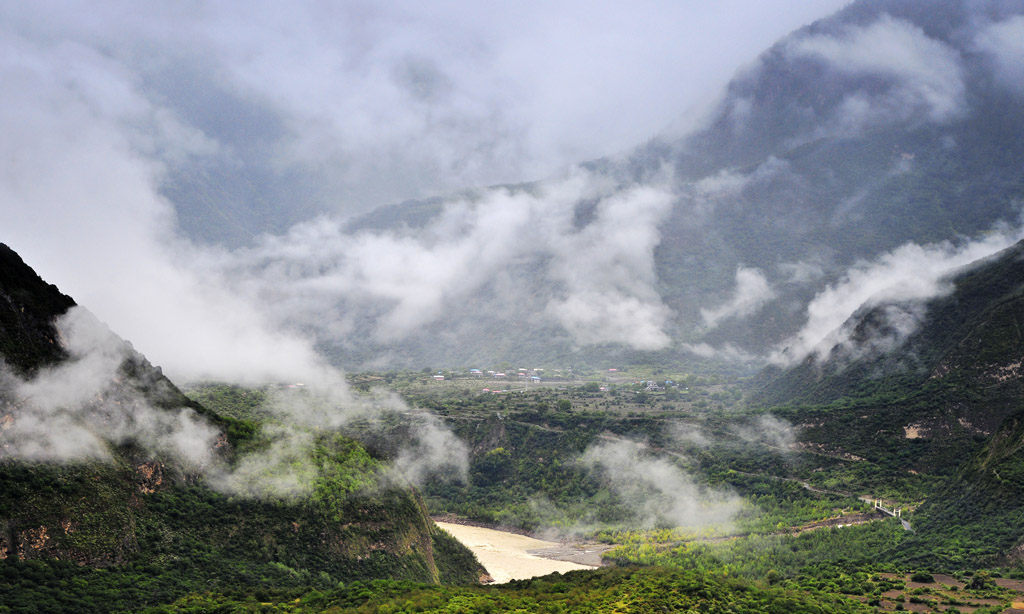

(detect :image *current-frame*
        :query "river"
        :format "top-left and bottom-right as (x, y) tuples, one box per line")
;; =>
(434, 521), (601, 584)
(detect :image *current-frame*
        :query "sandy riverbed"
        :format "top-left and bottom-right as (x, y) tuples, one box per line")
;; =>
(435, 521), (599, 584)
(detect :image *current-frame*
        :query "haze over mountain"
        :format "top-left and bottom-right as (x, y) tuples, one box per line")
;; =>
(4, 0), (1024, 375)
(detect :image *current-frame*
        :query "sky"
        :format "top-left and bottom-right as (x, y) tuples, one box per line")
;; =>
(0, 0), (852, 381)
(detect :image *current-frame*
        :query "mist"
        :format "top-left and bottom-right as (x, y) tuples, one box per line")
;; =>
(786, 14), (967, 132)
(580, 439), (741, 529)
(730, 415), (798, 451)
(1, 1), (849, 221)
(0, 306), (469, 500)
(701, 267), (776, 329)
(0, 1), (860, 380)
(775, 225), (1024, 365)
(2, 2), (1022, 379)
(0, 307), (220, 467)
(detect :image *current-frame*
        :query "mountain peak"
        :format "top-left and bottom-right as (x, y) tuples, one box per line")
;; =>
(0, 243), (76, 375)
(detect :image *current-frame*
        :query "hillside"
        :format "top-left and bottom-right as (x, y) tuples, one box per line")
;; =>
(750, 240), (1024, 477)
(0, 243), (483, 612)
(143, 566), (874, 613)
(750, 238), (1024, 565)
(899, 404), (1024, 567)
(0, 244), (76, 375)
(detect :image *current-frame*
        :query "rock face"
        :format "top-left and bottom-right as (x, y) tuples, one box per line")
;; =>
(0, 244), (76, 375)
(0, 242), (483, 588)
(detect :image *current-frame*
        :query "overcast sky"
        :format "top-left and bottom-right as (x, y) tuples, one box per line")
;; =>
(0, 1), (852, 380)
(2, 1), (850, 214)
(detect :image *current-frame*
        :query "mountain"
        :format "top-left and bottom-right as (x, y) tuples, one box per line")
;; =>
(292, 0), (1024, 369)
(0, 243), (482, 612)
(754, 238), (1024, 407)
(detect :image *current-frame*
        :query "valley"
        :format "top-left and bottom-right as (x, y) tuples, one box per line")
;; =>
(5, 228), (1024, 611)
(5, 0), (1024, 611)
(4, 235), (1024, 611)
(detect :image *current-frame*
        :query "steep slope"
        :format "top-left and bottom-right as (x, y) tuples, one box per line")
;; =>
(0, 244), (76, 375)
(651, 0), (1024, 351)
(0, 242), (482, 611)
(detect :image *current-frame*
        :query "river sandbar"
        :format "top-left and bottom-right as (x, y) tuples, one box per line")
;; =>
(435, 521), (598, 584)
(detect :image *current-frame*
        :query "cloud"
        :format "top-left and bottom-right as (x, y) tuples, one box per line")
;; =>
(0, 308), (471, 500)
(0, 27), (326, 384)
(701, 267), (775, 329)
(774, 226), (1024, 365)
(389, 411), (470, 487)
(666, 422), (711, 448)
(207, 423), (318, 499)
(0, 307), (220, 467)
(974, 16), (1024, 96)
(579, 439), (740, 529)
(778, 261), (824, 284)
(684, 156), (793, 226)
(545, 183), (676, 349)
(666, 415), (796, 453)
(0, 1), (849, 227)
(787, 15), (966, 129)
(2, 32), (678, 369)
(8, 0), (996, 381)
(730, 415), (797, 450)
(681, 342), (757, 362)
(215, 169), (677, 353)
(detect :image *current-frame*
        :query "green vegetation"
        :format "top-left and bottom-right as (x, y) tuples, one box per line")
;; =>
(142, 567), (874, 613)
(5, 234), (1024, 612)
(897, 407), (1024, 568)
(0, 429), (483, 612)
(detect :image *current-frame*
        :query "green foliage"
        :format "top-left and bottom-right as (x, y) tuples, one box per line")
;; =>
(896, 406), (1024, 568)
(142, 566), (874, 613)
(0, 413), (482, 613)
(605, 518), (906, 581)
